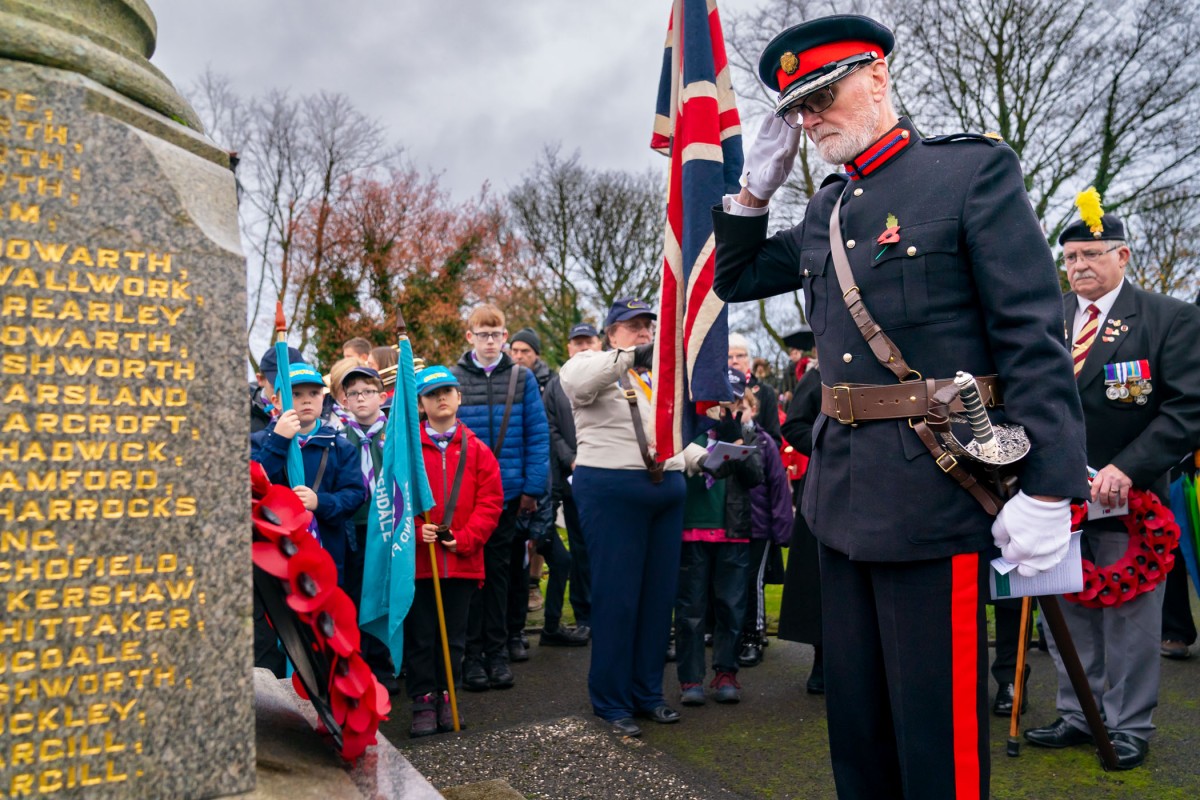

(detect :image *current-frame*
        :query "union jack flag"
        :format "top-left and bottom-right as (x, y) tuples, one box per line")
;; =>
(651, 0), (743, 459)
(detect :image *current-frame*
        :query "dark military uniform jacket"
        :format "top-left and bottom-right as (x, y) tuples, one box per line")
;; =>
(1068, 281), (1200, 506)
(713, 117), (1089, 561)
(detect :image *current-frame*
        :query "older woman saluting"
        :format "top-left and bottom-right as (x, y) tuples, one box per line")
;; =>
(560, 298), (704, 738)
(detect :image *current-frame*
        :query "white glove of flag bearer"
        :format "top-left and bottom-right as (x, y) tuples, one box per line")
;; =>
(741, 115), (802, 202)
(990, 491), (1071, 578)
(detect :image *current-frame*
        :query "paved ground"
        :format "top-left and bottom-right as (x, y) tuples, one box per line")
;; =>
(386, 600), (1200, 799)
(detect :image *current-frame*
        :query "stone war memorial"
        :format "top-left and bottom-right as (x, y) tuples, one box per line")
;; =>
(0, 2), (253, 798)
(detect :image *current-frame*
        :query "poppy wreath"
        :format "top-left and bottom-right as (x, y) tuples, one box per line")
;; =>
(1063, 487), (1181, 609)
(249, 461), (390, 761)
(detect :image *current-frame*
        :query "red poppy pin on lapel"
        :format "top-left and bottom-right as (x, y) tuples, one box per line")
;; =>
(875, 214), (900, 261)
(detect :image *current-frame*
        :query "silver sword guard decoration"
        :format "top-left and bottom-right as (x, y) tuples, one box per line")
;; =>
(936, 371), (1030, 468)
(954, 371), (1000, 460)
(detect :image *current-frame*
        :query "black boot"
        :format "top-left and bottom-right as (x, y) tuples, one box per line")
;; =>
(806, 645), (824, 694)
(738, 633), (764, 667)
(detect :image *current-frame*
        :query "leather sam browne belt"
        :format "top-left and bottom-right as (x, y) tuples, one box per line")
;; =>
(822, 189), (1012, 515)
(820, 376), (1002, 424)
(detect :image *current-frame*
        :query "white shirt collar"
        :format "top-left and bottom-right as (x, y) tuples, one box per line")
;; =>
(1073, 280), (1125, 338)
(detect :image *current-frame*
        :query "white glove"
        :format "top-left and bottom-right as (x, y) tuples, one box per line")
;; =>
(741, 115), (803, 202)
(991, 491), (1071, 578)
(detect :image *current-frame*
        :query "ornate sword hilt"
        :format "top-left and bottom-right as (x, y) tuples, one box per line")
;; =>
(954, 371), (999, 460)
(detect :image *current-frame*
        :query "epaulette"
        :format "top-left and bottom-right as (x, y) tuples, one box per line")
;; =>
(924, 132), (1004, 146)
(820, 172), (850, 189)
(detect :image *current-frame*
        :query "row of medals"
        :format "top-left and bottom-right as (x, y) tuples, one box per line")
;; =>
(1107, 379), (1152, 404)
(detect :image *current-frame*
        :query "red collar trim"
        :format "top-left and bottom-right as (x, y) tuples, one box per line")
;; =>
(844, 125), (912, 180)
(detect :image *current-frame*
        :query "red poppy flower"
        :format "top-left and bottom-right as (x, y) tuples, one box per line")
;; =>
(315, 589), (361, 658)
(286, 547), (338, 614)
(292, 671), (310, 700)
(253, 485), (313, 540)
(876, 225), (900, 245)
(340, 729), (378, 761)
(250, 461), (272, 499)
(372, 679), (391, 718)
(332, 654), (374, 699)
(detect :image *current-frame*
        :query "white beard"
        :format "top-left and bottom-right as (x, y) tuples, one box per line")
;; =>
(809, 100), (883, 166)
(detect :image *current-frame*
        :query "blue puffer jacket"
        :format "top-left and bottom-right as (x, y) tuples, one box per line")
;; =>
(251, 420), (366, 577)
(451, 351), (550, 501)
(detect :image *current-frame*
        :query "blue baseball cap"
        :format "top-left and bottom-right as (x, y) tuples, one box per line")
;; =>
(415, 365), (460, 396)
(343, 366), (382, 384)
(568, 322), (599, 340)
(259, 345), (304, 384)
(286, 362), (326, 388)
(604, 297), (657, 329)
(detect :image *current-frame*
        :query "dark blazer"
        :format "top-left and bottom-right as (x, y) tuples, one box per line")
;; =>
(748, 376), (782, 444)
(543, 373), (576, 500)
(781, 367), (822, 458)
(713, 117), (1089, 561)
(1067, 281), (1200, 501)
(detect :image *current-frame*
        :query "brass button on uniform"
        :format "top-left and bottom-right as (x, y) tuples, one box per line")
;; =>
(906, 246), (917, 256)
(843, 353), (853, 363)
(847, 239), (856, 249)
(853, 188), (863, 197)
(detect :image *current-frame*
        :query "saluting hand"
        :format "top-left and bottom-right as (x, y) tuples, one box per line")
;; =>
(740, 114), (803, 204)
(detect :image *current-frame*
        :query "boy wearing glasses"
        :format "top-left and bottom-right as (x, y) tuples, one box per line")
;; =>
(451, 304), (550, 691)
(337, 366), (397, 689)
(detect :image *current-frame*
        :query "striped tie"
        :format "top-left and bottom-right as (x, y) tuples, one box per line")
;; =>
(1072, 304), (1101, 379)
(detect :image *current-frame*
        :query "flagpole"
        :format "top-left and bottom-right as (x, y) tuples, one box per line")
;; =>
(428, 541), (460, 731)
(274, 301), (305, 489)
(396, 307), (459, 731)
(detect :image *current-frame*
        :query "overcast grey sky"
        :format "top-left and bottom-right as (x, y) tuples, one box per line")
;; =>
(152, 1), (758, 200)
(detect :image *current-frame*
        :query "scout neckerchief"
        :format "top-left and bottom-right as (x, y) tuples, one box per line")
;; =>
(295, 418), (322, 448)
(435, 426), (470, 535)
(344, 412), (387, 494)
(425, 422), (459, 450)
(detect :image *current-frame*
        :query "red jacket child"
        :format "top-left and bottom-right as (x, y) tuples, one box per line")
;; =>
(414, 422), (504, 584)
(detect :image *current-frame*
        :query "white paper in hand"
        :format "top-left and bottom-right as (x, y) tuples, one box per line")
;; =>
(707, 442), (756, 464)
(990, 531), (1084, 599)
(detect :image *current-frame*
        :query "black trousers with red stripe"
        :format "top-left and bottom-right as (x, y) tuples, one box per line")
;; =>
(819, 544), (989, 800)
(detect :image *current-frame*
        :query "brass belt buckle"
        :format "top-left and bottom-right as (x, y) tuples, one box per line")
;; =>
(936, 452), (958, 473)
(831, 385), (854, 424)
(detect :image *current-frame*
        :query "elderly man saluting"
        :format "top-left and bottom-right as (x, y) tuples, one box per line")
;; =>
(711, 14), (1088, 799)
(1023, 204), (1200, 769)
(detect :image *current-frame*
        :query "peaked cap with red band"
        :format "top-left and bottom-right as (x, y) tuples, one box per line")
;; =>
(758, 15), (894, 116)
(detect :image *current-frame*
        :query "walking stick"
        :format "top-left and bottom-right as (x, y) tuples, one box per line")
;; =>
(1037, 595), (1119, 770)
(1006, 596), (1032, 756)
(428, 541), (461, 732)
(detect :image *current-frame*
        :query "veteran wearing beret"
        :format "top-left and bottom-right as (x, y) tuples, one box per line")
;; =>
(711, 14), (1089, 798)
(1021, 200), (1200, 769)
